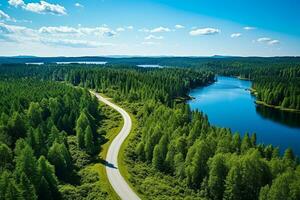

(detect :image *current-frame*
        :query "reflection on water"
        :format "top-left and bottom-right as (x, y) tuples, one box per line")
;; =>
(188, 76), (300, 155)
(256, 105), (300, 128)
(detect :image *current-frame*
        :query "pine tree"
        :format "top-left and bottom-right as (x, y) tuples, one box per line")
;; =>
(37, 177), (52, 200)
(231, 133), (241, 153)
(7, 112), (27, 144)
(0, 142), (12, 170)
(19, 173), (37, 200)
(185, 141), (211, 188)
(37, 156), (58, 199)
(174, 153), (185, 178)
(208, 154), (228, 200)
(152, 145), (164, 170)
(241, 133), (251, 154)
(283, 148), (295, 161)
(84, 125), (94, 154)
(251, 133), (257, 147)
(0, 171), (10, 200)
(135, 142), (145, 161)
(15, 145), (38, 188)
(47, 142), (68, 179)
(27, 102), (42, 128)
(4, 179), (23, 200)
(223, 165), (243, 200)
(76, 111), (90, 148)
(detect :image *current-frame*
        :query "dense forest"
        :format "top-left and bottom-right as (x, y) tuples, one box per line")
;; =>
(0, 77), (115, 199)
(0, 61), (299, 200)
(125, 103), (300, 200)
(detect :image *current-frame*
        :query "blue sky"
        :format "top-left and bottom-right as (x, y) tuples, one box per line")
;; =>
(0, 0), (299, 56)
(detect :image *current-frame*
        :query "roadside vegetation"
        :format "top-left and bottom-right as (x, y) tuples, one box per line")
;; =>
(0, 73), (122, 199)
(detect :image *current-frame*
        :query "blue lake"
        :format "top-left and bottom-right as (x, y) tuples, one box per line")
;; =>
(137, 64), (163, 68)
(188, 76), (300, 155)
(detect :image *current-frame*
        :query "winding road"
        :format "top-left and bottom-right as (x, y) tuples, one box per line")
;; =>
(91, 91), (141, 200)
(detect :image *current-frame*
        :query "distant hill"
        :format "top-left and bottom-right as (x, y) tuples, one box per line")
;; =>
(1, 56), (300, 67)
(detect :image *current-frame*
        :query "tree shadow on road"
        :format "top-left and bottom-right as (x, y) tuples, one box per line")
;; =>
(99, 158), (118, 169)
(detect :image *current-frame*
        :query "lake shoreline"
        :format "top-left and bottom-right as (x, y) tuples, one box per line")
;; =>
(188, 76), (300, 156)
(250, 88), (300, 113)
(186, 79), (216, 102)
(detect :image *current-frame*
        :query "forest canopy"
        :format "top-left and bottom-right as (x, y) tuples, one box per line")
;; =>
(0, 60), (299, 200)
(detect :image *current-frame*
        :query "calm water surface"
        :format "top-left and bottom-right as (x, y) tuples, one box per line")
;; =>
(188, 76), (300, 155)
(137, 64), (163, 68)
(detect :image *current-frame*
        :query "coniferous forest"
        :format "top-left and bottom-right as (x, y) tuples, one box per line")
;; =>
(0, 59), (299, 200)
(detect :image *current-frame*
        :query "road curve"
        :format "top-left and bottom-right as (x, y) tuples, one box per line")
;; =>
(91, 91), (141, 200)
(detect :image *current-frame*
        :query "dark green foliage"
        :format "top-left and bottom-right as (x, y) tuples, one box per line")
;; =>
(38, 176), (52, 200)
(0, 75), (102, 199)
(208, 154), (228, 200)
(253, 78), (300, 110)
(84, 126), (95, 154)
(76, 111), (90, 149)
(15, 144), (38, 188)
(65, 66), (214, 105)
(48, 142), (72, 180)
(37, 156), (59, 199)
(19, 173), (37, 200)
(0, 171), (23, 200)
(259, 168), (300, 200)
(0, 143), (12, 170)
(223, 165), (243, 200)
(27, 102), (43, 128)
(127, 101), (300, 200)
(241, 133), (252, 153)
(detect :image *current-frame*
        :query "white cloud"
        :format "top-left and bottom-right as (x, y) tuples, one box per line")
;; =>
(231, 33), (242, 38)
(38, 25), (116, 37)
(189, 28), (220, 36)
(115, 26), (133, 32)
(244, 26), (256, 30)
(116, 27), (125, 32)
(40, 38), (111, 48)
(175, 24), (184, 29)
(0, 22), (35, 35)
(74, 3), (83, 8)
(0, 22), (38, 43)
(257, 37), (280, 45)
(8, 0), (67, 16)
(8, 0), (25, 7)
(268, 40), (280, 45)
(150, 26), (170, 33)
(145, 34), (163, 40)
(0, 10), (16, 22)
(257, 37), (272, 42)
(0, 22), (116, 48)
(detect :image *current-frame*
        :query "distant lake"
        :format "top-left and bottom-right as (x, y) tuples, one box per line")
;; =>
(56, 61), (107, 65)
(137, 64), (163, 68)
(188, 76), (300, 155)
(26, 62), (44, 65)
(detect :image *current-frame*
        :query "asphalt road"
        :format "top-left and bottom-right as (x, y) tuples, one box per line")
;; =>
(91, 91), (141, 200)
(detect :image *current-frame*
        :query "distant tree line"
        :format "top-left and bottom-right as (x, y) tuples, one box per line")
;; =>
(199, 61), (300, 110)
